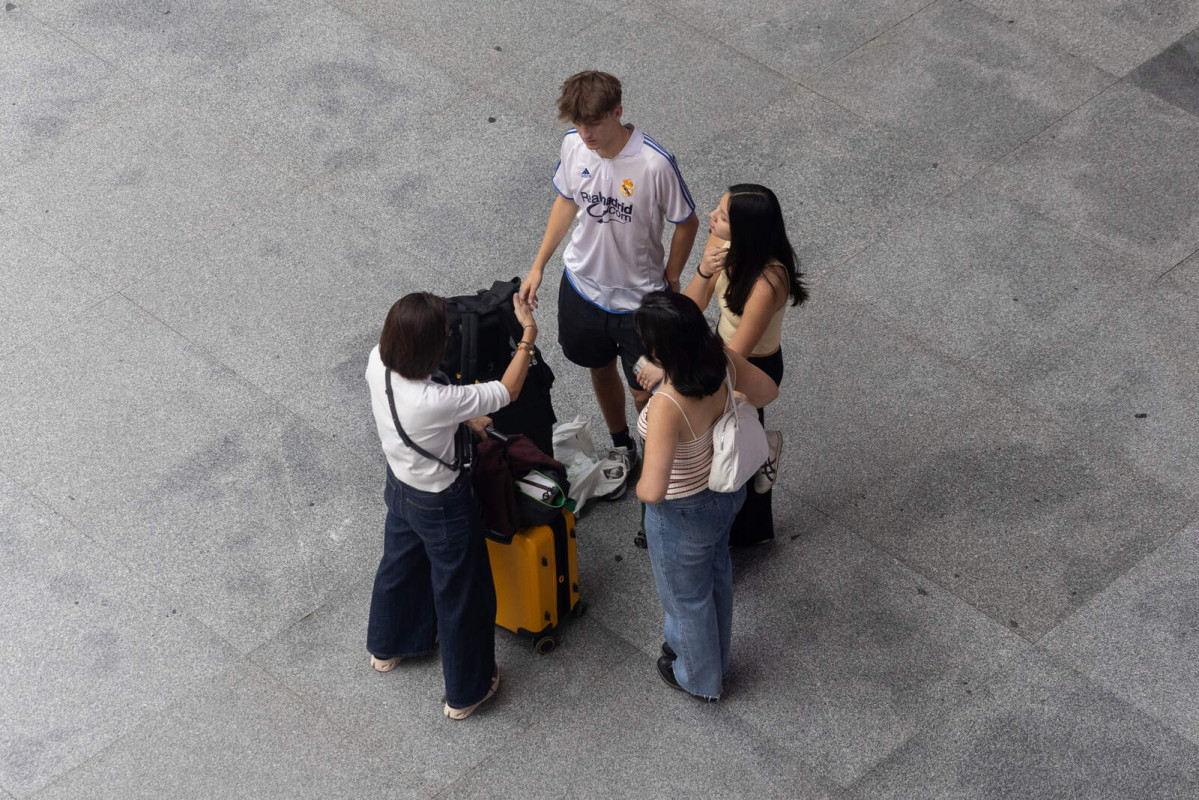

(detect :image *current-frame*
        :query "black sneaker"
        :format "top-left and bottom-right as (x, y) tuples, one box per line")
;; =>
(656, 655), (684, 692)
(661, 642), (676, 660)
(656, 655), (719, 702)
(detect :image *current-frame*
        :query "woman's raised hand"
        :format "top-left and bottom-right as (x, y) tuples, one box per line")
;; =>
(513, 293), (537, 340)
(701, 245), (727, 278)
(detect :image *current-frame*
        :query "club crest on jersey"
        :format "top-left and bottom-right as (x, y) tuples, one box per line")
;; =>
(580, 190), (633, 224)
(620, 179), (634, 197)
(581, 168), (591, 177)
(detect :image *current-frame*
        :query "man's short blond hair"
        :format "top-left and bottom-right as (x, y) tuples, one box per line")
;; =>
(557, 71), (622, 124)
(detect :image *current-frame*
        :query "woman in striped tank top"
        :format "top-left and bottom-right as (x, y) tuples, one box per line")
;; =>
(634, 292), (778, 700)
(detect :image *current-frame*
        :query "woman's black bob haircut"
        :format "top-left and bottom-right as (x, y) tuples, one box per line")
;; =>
(723, 183), (808, 316)
(379, 292), (447, 380)
(634, 291), (726, 398)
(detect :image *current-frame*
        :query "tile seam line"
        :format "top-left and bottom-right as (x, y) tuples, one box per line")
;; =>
(20, 656), (258, 799)
(1031, 647), (1199, 752)
(947, 76), (1196, 273)
(637, 0), (890, 125)
(0, 88), (157, 180)
(808, 495), (1044, 645)
(424, 648), (648, 800)
(16, 5), (152, 90)
(790, 0), (942, 83)
(1156, 246), (1199, 281)
(833, 652), (1032, 795)
(1030, 645), (1199, 752)
(114, 289), (383, 475)
(0, 291), (120, 366)
(1033, 510), (1199, 660)
(960, 0), (1124, 79)
(948, 71), (1122, 186)
(19, 3), (320, 191)
(0, 456), (247, 661)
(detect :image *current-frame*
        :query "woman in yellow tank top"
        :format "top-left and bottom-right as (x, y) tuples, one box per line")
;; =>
(640, 184), (808, 545)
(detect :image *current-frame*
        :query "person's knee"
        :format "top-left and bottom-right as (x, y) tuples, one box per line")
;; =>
(589, 359), (620, 381)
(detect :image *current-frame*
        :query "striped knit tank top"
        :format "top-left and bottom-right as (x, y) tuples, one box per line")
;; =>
(637, 388), (721, 500)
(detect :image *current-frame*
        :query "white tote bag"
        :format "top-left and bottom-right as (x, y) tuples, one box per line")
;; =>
(709, 369), (769, 493)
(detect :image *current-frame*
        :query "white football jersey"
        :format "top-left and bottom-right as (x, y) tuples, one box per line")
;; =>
(552, 126), (695, 313)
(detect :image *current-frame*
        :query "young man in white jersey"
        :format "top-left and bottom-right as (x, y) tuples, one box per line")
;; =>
(520, 72), (700, 484)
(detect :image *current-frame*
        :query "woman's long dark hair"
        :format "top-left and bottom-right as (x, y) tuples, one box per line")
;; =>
(723, 184), (808, 316)
(635, 291), (726, 398)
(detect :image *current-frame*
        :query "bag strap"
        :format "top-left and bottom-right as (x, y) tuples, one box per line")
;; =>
(460, 312), (478, 384)
(723, 365), (737, 416)
(651, 391), (698, 439)
(385, 368), (460, 471)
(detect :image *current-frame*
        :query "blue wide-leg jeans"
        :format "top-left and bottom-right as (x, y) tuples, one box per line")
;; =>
(367, 468), (497, 708)
(644, 486), (746, 699)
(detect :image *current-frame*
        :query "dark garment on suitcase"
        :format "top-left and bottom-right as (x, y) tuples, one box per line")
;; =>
(728, 349), (783, 547)
(440, 278), (558, 456)
(472, 431), (567, 543)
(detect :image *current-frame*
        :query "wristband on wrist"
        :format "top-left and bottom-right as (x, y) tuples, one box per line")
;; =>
(697, 267), (713, 279)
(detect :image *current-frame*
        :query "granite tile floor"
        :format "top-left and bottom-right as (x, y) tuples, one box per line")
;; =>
(3, 1), (1199, 797)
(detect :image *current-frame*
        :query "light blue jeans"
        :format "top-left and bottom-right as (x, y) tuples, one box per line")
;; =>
(644, 486), (746, 699)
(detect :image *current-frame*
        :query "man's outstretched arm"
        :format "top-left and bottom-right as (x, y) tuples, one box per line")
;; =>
(521, 194), (579, 308)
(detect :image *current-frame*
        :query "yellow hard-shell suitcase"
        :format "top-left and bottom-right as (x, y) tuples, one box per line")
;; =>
(486, 510), (582, 654)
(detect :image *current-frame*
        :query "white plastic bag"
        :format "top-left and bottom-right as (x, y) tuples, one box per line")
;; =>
(552, 416), (608, 514)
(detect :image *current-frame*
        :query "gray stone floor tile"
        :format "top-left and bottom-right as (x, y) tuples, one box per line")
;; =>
(835, 184), (1140, 366)
(332, 0), (603, 88)
(0, 94), (299, 288)
(1128, 26), (1199, 117)
(805, 0), (1113, 174)
(248, 579), (640, 796)
(970, 0), (1199, 76)
(996, 275), (1199, 491)
(123, 189), (447, 459)
(830, 389), (1199, 639)
(0, 9), (149, 176)
(33, 663), (403, 800)
(758, 288), (991, 518)
(0, 213), (112, 357)
(23, 0), (323, 88)
(849, 650), (1199, 799)
(684, 86), (963, 275)
(438, 655), (842, 800)
(1043, 520), (1199, 746)
(652, 0), (931, 79)
(503, 3), (795, 148)
(979, 81), (1199, 273)
(162, 4), (464, 179)
(0, 296), (382, 653)
(0, 474), (239, 797)
(723, 506), (1027, 786)
(317, 105), (563, 276)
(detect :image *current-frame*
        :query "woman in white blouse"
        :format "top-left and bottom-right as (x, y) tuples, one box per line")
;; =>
(364, 291), (537, 720)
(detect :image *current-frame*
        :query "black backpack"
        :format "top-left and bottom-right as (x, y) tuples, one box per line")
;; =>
(440, 279), (557, 456)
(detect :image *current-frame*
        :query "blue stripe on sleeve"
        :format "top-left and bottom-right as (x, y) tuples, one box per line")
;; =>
(643, 139), (696, 215)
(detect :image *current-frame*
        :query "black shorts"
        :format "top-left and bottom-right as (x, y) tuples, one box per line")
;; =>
(557, 277), (645, 388)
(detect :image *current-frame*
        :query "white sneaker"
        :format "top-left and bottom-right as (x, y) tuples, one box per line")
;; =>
(444, 667), (500, 720)
(753, 430), (783, 494)
(370, 655), (402, 672)
(598, 444), (638, 500)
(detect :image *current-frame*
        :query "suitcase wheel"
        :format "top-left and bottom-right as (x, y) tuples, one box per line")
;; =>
(534, 635), (557, 655)
(571, 601), (587, 619)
